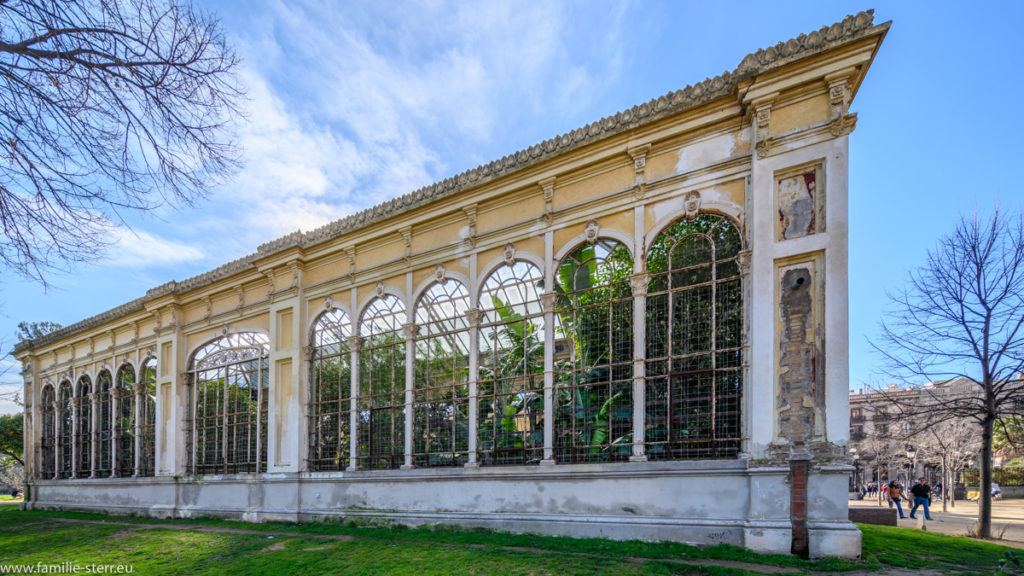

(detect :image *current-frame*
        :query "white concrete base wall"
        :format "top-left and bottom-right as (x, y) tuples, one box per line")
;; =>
(26, 460), (861, 558)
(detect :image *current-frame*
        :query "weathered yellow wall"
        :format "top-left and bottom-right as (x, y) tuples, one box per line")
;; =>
(477, 194), (543, 234)
(771, 94), (829, 135)
(553, 166), (633, 211)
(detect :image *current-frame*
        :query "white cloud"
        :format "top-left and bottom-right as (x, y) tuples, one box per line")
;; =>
(105, 227), (205, 268)
(138, 1), (633, 264)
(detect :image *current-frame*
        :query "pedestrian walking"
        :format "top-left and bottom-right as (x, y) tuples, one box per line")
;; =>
(887, 481), (906, 519)
(910, 477), (933, 520)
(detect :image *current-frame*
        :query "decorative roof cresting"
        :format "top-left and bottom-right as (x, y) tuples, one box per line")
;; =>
(13, 10), (886, 354)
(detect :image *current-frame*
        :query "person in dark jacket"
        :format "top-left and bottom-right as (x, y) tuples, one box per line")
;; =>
(909, 477), (933, 520)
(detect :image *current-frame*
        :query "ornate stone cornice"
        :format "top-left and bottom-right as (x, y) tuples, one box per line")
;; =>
(12, 11), (884, 356)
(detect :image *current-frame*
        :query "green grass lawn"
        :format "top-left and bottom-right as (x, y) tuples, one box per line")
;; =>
(0, 507), (1018, 575)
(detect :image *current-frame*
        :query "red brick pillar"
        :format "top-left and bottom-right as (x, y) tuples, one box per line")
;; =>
(790, 457), (810, 558)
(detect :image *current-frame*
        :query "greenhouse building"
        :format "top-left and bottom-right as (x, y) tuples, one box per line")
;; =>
(13, 11), (888, 559)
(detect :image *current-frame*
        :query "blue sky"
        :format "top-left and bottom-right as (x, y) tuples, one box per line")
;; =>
(1, 1), (1022, 414)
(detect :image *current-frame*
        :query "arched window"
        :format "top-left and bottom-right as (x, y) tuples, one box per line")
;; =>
(309, 309), (352, 471)
(478, 262), (545, 465)
(645, 214), (743, 459)
(40, 385), (56, 479)
(74, 376), (92, 478)
(413, 280), (471, 467)
(187, 332), (269, 474)
(115, 364), (136, 476)
(57, 381), (73, 479)
(554, 240), (634, 463)
(95, 370), (113, 476)
(138, 359), (157, 477)
(358, 295), (406, 470)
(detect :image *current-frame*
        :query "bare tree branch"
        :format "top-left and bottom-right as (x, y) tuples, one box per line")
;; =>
(0, 0), (243, 285)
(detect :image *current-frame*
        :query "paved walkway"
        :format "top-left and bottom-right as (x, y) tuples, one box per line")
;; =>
(850, 497), (1024, 548)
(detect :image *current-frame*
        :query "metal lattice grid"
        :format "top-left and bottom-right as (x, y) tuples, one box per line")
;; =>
(309, 308), (352, 471)
(478, 262), (545, 466)
(413, 280), (471, 467)
(73, 376), (92, 478)
(115, 365), (136, 477)
(554, 240), (634, 463)
(187, 332), (269, 474)
(138, 360), (157, 477)
(57, 381), (73, 479)
(40, 385), (55, 478)
(645, 214), (743, 460)
(94, 370), (113, 476)
(358, 295), (406, 470)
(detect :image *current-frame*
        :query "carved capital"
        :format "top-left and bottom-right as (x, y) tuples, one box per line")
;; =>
(736, 249), (752, 275)
(346, 335), (364, 352)
(464, 308), (483, 327)
(133, 381), (147, 395)
(540, 292), (559, 313)
(829, 113), (857, 137)
(403, 323), (420, 340)
(629, 272), (651, 295)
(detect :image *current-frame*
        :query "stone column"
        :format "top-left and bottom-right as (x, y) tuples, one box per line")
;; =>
(402, 322), (418, 469)
(88, 392), (98, 478)
(346, 335), (362, 471)
(51, 400), (60, 480)
(134, 381), (145, 477)
(110, 387), (120, 477)
(629, 272), (650, 462)
(464, 308), (481, 467)
(70, 393), (78, 478)
(540, 291), (557, 465)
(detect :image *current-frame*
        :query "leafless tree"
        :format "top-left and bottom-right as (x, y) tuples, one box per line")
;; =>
(915, 418), (981, 512)
(873, 209), (1024, 538)
(0, 0), (242, 284)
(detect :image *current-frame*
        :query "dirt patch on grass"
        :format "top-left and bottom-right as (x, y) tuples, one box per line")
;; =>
(109, 527), (139, 540)
(261, 540), (288, 552)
